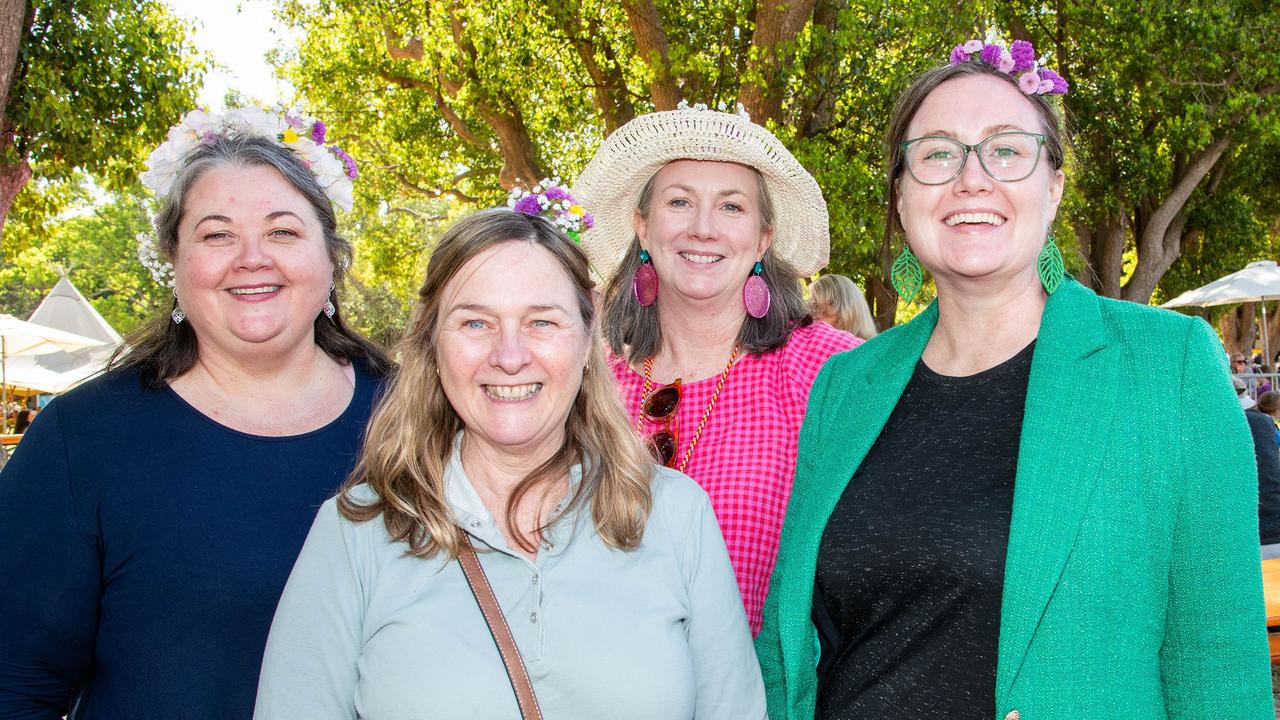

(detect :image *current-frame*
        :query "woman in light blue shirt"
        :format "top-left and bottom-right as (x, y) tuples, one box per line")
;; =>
(254, 204), (765, 719)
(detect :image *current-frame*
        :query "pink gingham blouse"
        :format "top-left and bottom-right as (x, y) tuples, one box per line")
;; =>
(609, 321), (861, 634)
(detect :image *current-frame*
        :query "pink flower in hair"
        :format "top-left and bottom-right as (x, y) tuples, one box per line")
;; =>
(962, 39), (983, 53)
(1038, 78), (1055, 94)
(1018, 71), (1041, 94)
(998, 50), (1015, 74)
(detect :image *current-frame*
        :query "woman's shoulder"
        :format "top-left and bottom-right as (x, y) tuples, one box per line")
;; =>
(646, 465), (713, 525)
(39, 365), (163, 425)
(780, 320), (861, 361)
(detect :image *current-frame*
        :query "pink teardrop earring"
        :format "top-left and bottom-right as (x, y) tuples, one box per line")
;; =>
(633, 248), (659, 306)
(743, 260), (770, 319)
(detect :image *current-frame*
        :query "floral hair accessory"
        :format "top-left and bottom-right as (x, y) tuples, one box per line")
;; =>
(139, 106), (359, 211)
(949, 33), (1069, 97)
(506, 177), (594, 243)
(136, 226), (175, 289)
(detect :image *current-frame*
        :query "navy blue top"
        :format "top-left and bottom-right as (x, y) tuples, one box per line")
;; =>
(0, 360), (384, 720)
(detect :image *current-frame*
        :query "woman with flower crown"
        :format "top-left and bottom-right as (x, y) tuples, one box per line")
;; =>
(252, 205), (765, 719)
(0, 107), (391, 720)
(572, 104), (861, 638)
(756, 37), (1273, 719)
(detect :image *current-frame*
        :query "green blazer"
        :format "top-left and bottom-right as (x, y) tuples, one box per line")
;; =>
(756, 279), (1273, 719)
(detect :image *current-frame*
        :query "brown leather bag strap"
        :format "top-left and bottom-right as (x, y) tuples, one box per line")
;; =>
(456, 532), (544, 720)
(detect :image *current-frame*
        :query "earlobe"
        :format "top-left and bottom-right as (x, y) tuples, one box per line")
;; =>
(633, 209), (647, 244)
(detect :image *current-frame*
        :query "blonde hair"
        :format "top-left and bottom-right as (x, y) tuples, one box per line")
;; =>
(339, 208), (654, 557)
(810, 274), (878, 340)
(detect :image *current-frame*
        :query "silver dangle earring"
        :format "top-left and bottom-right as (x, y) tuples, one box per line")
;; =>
(171, 292), (185, 324)
(323, 282), (336, 319)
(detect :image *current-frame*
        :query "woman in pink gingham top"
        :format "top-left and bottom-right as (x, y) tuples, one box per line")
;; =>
(608, 323), (858, 633)
(575, 105), (861, 634)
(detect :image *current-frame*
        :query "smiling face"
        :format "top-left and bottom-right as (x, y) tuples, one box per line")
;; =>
(435, 241), (592, 458)
(172, 162), (334, 360)
(633, 159), (774, 311)
(896, 74), (1064, 290)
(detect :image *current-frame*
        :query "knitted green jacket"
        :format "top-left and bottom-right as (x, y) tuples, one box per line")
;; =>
(756, 279), (1273, 720)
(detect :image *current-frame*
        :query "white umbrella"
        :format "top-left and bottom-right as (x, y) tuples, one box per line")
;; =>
(0, 314), (105, 430)
(1162, 260), (1280, 368)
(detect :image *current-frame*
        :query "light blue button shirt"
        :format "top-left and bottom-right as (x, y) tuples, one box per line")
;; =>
(254, 441), (766, 719)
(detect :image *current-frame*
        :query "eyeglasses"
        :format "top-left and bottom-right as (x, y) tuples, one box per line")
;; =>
(900, 131), (1048, 185)
(639, 379), (681, 467)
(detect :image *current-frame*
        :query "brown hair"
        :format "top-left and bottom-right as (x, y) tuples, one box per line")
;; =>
(602, 165), (811, 363)
(810, 273), (878, 340)
(1260, 391), (1280, 416)
(883, 59), (1068, 250)
(111, 134), (391, 384)
(339, 208), (654, 558)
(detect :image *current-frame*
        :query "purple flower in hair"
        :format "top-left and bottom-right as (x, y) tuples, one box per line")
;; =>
(980, 44), (1003, 66)
(950, 44), (968, 65)
(1039, 68), (1069, 95)
(513, 194), (542, 216)
(1010, 40), (1036, 72)
(311, 120), (327, 144)
(329, 145), (358, 180)
(1018, 71), (1042, 94)
(544, 186), (571, 202)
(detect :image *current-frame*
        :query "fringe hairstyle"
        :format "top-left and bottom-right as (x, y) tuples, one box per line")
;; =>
(601, 165), (812, 364)
(339, 208), (655, 558)
(110, 134), (391, 384)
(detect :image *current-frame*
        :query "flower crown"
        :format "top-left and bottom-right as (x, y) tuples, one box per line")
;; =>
(949, 33), (1069, 97)
(139, 106), (359, 211)
(507, 178), (594, 243)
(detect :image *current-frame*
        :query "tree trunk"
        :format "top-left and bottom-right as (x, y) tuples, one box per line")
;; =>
(622, 0), (681, 110)
(794, 0), (843, 139)
(738, 0), (815, 125)
(1121, 134), (1234, 304)
(869, 239), (896, 329)
(0, 0), (24, 134)
(1078, 214), (1126, 298)
(1220, 303), (1257, 360)
(0, 153), (30, 242)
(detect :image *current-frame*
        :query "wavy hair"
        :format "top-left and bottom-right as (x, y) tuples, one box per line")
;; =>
(339, 208), (654, 558)
(111, 134), (391, 384)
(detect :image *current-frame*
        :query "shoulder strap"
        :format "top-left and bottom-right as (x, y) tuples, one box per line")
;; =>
(456, 532), (544, 720)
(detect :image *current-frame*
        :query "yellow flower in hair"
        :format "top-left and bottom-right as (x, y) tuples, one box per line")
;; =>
(282, 128), (299, 143)
(570, 204), (585, 217)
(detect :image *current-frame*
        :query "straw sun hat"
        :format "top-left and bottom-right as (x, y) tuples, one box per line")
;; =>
(572, 106), (830, 281)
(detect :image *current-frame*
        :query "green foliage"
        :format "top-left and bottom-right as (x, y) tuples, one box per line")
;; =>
(265, 0), (1280, 329)
(0, 183), (168, 332)
(3, 0), (204, 250)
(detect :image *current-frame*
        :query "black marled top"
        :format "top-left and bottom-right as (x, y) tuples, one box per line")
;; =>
(813, 341), (1033, 719)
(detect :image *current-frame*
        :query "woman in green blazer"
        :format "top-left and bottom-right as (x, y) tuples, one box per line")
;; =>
(757, 39), (1272, 720)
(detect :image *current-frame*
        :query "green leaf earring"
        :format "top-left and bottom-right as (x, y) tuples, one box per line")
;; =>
(1037, 234), (1065, 295)
(890, 245), (924, 304)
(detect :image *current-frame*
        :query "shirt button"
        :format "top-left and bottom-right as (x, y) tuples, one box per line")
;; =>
(542, 542), (554, 551)
(531, 575), (539, 585)
(530, 612), (538, 623)
(467, 519), (480, 529)
(1004, 711), (1021, 720)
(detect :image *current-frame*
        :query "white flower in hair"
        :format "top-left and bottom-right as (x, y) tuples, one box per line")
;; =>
(227, 106), (287, 137)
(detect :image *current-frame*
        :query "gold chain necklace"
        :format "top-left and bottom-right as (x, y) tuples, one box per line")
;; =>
(636, 344), (741, 473)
